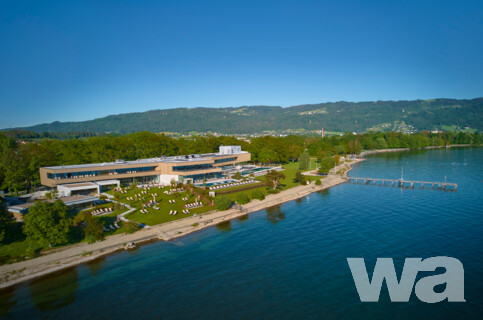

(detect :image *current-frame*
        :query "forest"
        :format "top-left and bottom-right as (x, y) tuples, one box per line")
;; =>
(0, 130), (480, 196)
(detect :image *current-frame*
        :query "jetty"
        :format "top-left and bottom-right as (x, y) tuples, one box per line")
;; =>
(348, 177), (457, 191)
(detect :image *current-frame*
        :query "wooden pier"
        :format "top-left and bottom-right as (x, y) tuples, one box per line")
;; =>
(348, 177), (457, 191)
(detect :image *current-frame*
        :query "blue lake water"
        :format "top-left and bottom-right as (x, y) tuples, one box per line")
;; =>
(1, 147), (482, 319)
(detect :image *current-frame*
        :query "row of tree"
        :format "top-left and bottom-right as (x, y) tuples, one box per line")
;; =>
(0, 131), (480, 195)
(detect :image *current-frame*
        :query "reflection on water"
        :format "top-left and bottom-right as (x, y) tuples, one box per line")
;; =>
(87, 256), (106, 277)
(266, 205), (285, 224)
(237, 214), (249, 222)
(316, 189), (330, 198)
(29, 268), (78, 311)
(3, 148), (481, 319)
(0, 287), (17, 316)
(215, 221), (232, 233)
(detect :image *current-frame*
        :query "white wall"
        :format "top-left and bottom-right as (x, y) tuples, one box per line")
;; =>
(158, 174), (180, 186)
(219, 145), (242, 155)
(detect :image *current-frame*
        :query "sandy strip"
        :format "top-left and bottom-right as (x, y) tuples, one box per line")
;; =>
(0, 159), (363, 288)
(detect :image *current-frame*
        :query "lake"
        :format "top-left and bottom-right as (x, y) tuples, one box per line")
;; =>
(1, 147), (482, 319)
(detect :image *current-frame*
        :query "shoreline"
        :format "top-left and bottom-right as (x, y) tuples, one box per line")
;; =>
(359, 144), (476, 157)
(1, 145), (478, 288)
(0, 159), (363, 289)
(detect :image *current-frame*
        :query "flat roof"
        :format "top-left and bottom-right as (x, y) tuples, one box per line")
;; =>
(61, 182), (98, 188)
(42, 150), (249, 170)
(8, 195), (99, 211)
(95, 180), (120, 185)
(58, 180), (119, 190)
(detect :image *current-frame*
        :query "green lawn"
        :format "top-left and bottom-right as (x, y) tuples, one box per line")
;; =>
(107, 186), (214, 226)
(214, 161), (317, 204)
(277, 161), (317, 189)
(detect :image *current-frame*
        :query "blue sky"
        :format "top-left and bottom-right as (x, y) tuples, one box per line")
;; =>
(1, 0), (482, 128)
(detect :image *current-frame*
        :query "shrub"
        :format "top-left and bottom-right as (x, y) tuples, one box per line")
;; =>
(25, 247), (39, 259)
(124, 221), (141, 234)
(215, 196), (233, 211)
(315, 179), (322, 186)
(85, 234), (97, 244)
(236, 193), (250, 205)
(251, 189), (265, 200)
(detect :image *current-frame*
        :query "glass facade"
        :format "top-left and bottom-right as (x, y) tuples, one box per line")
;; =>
(47, 166), (157, 180)
(214, 157), (237, 164)
(172, 164), (214, 172)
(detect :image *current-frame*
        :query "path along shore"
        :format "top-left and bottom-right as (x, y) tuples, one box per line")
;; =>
(1, 145), (477, 288)
(0, 159), (363, 288)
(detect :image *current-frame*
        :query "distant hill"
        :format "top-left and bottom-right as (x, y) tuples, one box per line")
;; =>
(6, 98), (483, 134)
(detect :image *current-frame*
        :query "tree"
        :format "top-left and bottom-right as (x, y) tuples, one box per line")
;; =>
(293, 171), (306, 185)
(318, 156), (336, 174)
(251, 189), (265, 200)
(334, 145), (346, 155)
(265, 170), (286, 190)
(23, 200), (72, 247)
(316, 150), (327, 163)
(236, 193), (250, 205)
(334, 154), (341, 166)
(288, 144), (302, 162)
(299, 151), (310, 170)
(315, 179), (322, 186)
(0, 197), (13, 243)
(373, 137), (388, 149)
(215, 196), (233, 211)
(84, 214), (104, 242)
(347, 139), (362, 154)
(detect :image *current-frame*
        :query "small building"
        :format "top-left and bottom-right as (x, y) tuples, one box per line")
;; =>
(57, 180), (120, 197)
(7, 195), (101, 221)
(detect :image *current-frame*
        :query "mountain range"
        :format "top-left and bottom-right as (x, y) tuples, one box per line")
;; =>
(6, 98), (483, 134)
